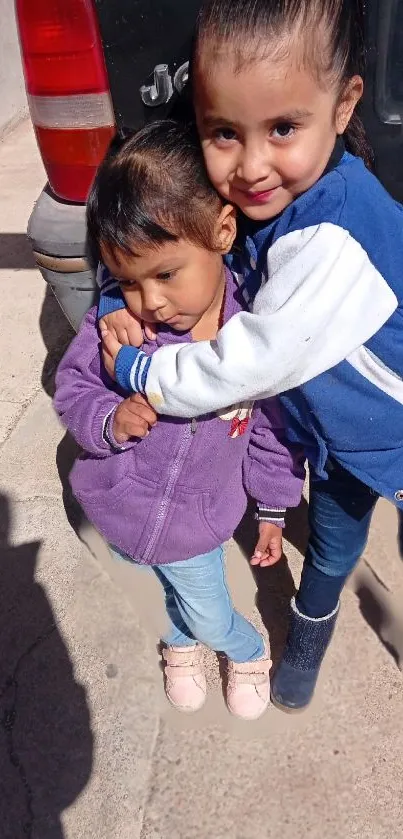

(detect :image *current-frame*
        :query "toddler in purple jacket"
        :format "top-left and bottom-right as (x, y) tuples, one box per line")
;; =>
(54, 121), (304, 720)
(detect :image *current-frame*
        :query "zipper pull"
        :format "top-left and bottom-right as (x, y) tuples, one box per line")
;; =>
(191, 418), (197, 434)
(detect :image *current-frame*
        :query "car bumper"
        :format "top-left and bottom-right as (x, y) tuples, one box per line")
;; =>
(28, 185), (97, 331)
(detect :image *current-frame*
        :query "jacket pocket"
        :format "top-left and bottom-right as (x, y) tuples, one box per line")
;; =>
(199, 487), (247, 546)
(199, 493), (223, 544)
(73, 473), (160, 562)
(73, 475), (134, 508)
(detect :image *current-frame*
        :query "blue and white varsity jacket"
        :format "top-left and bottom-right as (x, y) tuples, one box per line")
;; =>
(97, 144), (403, 508)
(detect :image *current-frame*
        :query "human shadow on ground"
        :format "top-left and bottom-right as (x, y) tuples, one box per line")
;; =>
(351, 505), (403, 669)
(0, 492), (93, 839)
(234, 498), (309, 666)
(353, 576), (401, 666)
(38, 286), (85, 536)
(55, 431), (84, 536)
(39, 285), (75, 399)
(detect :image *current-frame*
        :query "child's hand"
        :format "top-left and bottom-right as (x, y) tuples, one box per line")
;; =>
(250, 522), (283, 568)
(100, 309), (143, 347)
(113, 394), (158, 443)
(101, 318), (157, 381)
(99, 310), (157, 347)
(101, 328), (123, 380)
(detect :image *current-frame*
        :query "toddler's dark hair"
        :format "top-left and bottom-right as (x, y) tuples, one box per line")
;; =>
(87, 120), (224, 261)
(193, 0), (373, 169)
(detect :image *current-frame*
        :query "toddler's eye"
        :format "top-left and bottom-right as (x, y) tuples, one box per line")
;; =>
(214, 126), (237, 143)
(118, 278), (137, 288)
(157, 271), (174, 281)
(272, 122), (295, 139)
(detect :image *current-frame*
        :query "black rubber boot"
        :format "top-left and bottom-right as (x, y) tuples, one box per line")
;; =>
(271, 598), (339, 713)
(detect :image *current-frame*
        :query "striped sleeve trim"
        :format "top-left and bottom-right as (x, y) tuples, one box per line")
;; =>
(115, 345), (151, 394)
(255, 505), (286, 524)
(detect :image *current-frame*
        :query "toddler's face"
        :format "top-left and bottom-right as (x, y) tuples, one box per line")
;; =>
(102, 238), (226, 334)
(195, 56), (361, 221)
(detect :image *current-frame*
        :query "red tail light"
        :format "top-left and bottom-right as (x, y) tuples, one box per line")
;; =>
(15, 0), (116, 202)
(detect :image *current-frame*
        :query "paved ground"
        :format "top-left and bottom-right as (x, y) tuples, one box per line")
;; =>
(1, 120), (403, 839)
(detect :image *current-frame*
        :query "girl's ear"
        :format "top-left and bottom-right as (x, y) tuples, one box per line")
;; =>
(215, 204), (237, 253)
(335, 75), (364, 134)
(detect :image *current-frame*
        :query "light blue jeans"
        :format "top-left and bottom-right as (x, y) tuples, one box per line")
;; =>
(110, 545), (264, 663)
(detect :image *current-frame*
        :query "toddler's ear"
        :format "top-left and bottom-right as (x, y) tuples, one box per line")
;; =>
(216, 204), (237, 254)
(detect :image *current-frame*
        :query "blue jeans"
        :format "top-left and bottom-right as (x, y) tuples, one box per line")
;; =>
(297, 460), (378, 618)
(110, 545), (264, 663)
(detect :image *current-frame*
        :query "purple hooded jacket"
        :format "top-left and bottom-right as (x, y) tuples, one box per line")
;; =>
(54, 269), (304, 564)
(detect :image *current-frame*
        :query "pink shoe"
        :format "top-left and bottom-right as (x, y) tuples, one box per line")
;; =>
(226, 649), (272, 720)
(162, 644), (206, 713)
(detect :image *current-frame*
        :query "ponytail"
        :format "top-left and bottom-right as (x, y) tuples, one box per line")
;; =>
(344, 111), (374, 170)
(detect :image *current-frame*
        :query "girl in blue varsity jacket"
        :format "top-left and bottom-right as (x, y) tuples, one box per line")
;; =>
(93, 0), (403, 712)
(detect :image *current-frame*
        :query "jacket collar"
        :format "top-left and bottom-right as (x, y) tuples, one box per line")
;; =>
(322, 136), (346, 178)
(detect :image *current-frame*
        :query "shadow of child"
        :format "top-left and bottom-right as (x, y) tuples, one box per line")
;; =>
(234, 497), (309, 665)
(0, 493), (93, 839)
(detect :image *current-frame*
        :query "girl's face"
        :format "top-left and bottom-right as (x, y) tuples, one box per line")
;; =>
(195, 56), (362, 221)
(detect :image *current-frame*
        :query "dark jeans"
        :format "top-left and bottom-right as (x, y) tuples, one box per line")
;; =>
(297, 460), (378, 618)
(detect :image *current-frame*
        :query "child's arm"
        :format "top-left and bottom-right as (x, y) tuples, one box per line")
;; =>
(54, 308), (155, 457)
(244, 398), (305, 517)
(244, 398), (305, 567)
(102, 224), (397, 415)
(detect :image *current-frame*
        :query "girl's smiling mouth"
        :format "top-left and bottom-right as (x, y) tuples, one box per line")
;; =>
(239, 186), (281, 204)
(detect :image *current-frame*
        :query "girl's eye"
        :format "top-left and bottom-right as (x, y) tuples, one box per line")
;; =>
(272, 122), (295, 140)
(213, 126), (237, 143)
(157, 271), (175, 281)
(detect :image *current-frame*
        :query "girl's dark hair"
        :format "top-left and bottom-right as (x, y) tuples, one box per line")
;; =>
(194, 0), (373, 168)
(87, 120), (223, 261)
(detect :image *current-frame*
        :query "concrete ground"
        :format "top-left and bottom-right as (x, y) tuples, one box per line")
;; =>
(1, 119), (403, 839)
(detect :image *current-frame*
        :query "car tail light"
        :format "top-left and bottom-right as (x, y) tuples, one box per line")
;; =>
(15, 0), (116, 202)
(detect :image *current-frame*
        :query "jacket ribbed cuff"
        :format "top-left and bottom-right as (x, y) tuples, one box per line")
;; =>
(115, 346), (151, 394)
(255, 504), (286, 527)
(102, 408), (127, 451)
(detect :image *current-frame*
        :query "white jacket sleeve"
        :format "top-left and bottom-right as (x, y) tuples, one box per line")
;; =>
(145, 223), (397, 417)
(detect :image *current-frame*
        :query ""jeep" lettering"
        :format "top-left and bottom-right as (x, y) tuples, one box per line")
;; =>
(140, 62), (189, 107)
